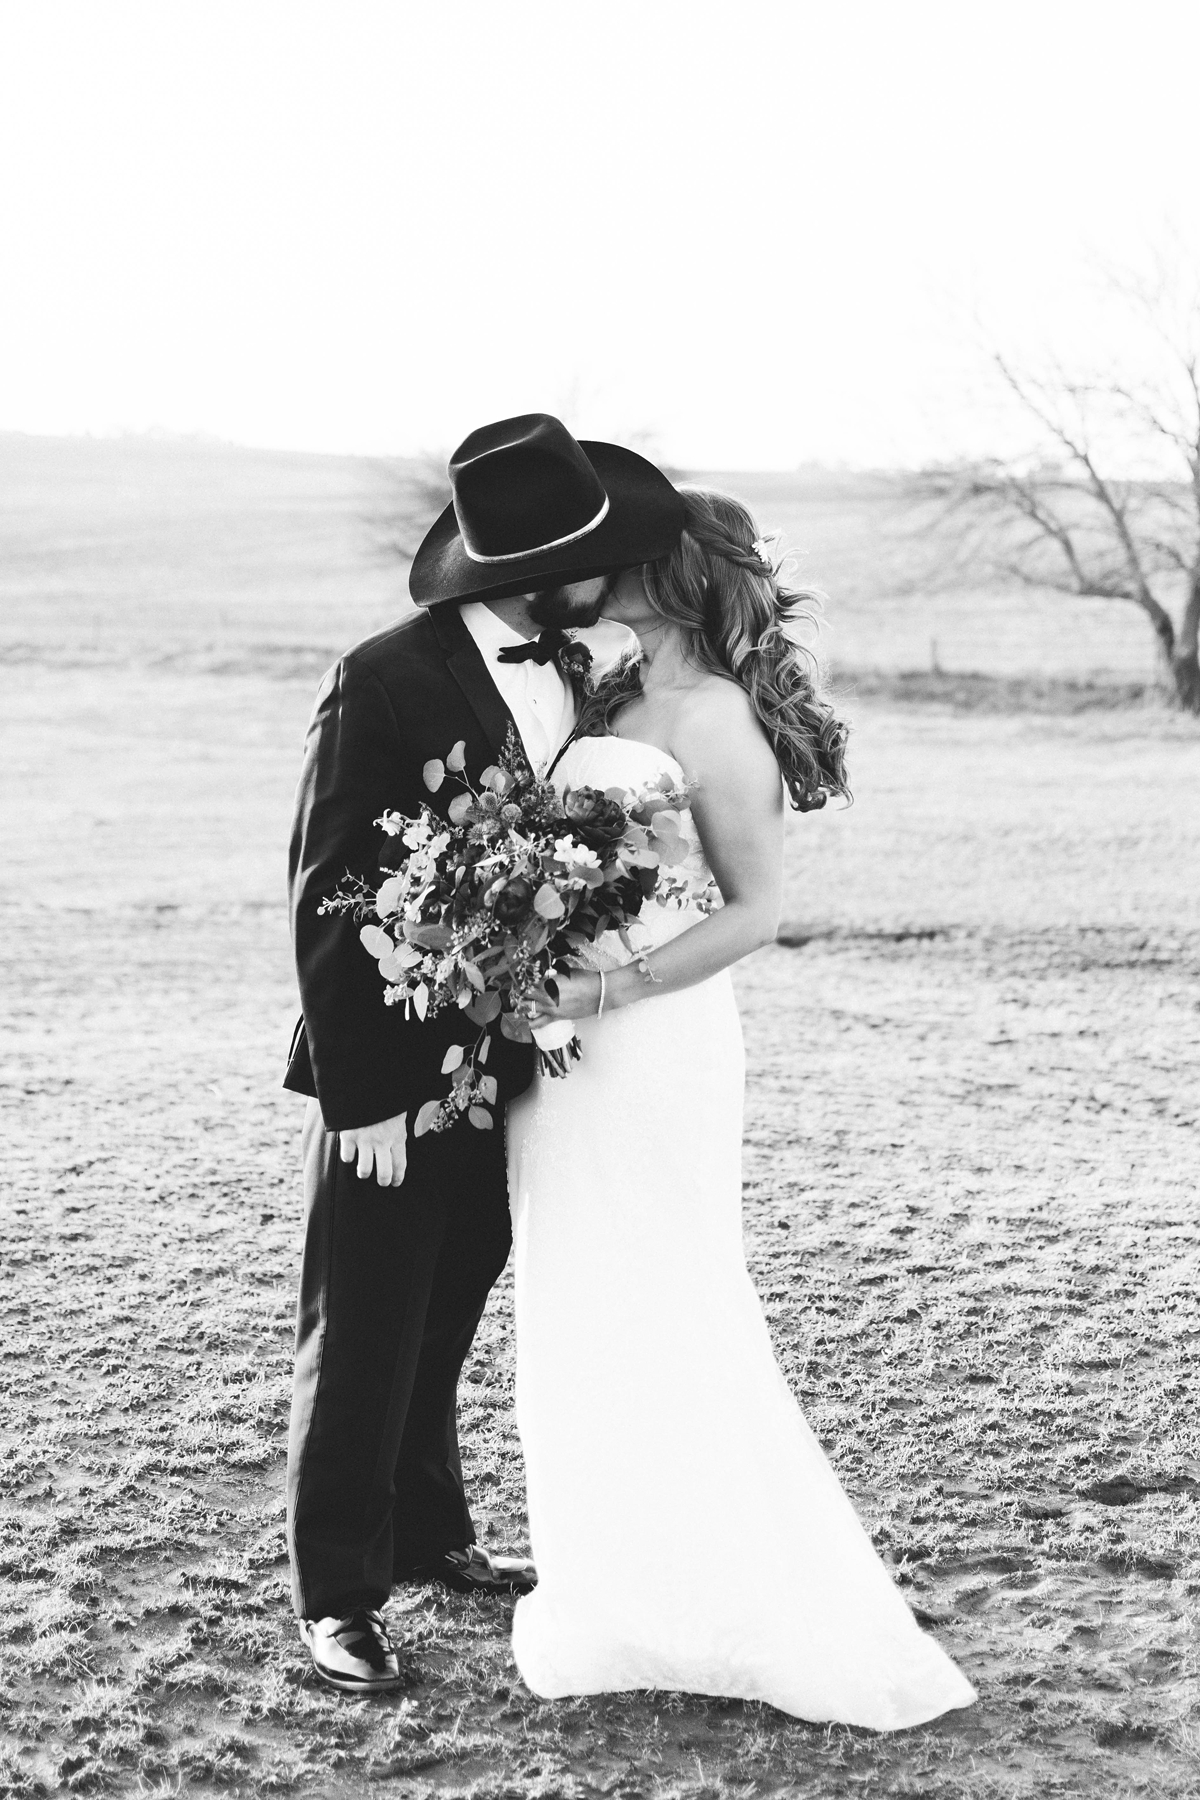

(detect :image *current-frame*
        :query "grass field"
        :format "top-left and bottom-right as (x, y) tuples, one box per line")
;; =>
(1, 435), (1197, 1797)
(0, 434), (1164, 686)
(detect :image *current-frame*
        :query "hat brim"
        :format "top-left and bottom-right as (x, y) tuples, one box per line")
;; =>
(408, 441), (685, 607)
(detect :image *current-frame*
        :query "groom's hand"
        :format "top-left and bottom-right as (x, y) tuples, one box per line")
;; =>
(338, 1112), (408, 1188)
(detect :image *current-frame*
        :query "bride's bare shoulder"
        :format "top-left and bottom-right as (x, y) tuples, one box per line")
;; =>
(671, 676), (776, 782)
(675, 674), (761, 741)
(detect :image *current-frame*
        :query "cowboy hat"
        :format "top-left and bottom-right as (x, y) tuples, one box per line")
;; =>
(409, 413), (685, 606)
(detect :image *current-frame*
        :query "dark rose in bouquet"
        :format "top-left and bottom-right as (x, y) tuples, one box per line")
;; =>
(490, 876), (536, 927)
(562, 785), (630, 848)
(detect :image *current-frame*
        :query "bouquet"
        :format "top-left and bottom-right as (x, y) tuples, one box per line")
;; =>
(320, 728), (717, 1137)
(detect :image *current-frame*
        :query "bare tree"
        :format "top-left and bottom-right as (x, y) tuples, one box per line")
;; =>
(914, 265), (1200, 711)
(362, 452), (453, 564)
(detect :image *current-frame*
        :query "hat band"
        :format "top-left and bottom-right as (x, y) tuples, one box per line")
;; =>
(461, 494), (610, 565)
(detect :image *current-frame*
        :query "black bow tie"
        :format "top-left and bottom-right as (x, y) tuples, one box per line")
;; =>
(496, 628), (572, 667)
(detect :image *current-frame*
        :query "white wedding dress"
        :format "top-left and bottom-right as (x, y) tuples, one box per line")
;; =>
(506, 734), (976, 1731)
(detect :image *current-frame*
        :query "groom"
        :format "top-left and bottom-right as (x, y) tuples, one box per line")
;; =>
(284, 413), (684, 1693)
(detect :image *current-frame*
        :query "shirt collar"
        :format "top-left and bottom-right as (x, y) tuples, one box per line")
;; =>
(458, 600), (533, 661)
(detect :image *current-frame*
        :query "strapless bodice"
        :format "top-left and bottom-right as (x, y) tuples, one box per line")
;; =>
(553, 733), (718, 962)
(555, 731), (686, 798)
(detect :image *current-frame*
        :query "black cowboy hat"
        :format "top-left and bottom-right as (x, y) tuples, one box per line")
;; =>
(409, 413), (685, 606)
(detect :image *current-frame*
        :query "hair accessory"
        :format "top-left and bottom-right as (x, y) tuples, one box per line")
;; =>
(751, 536), (778, 571)
(596, 969), (607, 1019)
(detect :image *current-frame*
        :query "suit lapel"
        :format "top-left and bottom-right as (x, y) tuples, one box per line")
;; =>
(428, 602), (516, 760)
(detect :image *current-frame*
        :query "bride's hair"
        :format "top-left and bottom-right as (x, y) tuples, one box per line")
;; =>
(586, 488), (850, 812)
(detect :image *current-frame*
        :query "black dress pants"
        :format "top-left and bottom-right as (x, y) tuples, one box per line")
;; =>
(286, 1098), (512, 1619)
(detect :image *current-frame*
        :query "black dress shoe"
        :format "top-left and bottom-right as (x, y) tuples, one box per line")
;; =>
(409, 1546), (537, 1596)
(299, 1607), (404, 1693)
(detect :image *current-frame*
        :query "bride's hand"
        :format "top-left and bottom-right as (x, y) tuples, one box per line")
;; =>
(525, 969), (603, 1027)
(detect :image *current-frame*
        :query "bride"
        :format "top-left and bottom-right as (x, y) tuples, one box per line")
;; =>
(507, 488), (976, 1731)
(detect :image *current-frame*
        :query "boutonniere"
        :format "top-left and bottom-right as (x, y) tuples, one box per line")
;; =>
(557, 636), (595, 698)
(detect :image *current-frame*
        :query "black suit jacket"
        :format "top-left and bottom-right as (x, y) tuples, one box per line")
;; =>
(284, 602), (537, 1130)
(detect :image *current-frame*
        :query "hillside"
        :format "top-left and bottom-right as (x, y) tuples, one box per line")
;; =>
(0, 432), (1159, 684)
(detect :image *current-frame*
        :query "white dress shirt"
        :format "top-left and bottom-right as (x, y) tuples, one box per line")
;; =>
(459, 603), (638, 773)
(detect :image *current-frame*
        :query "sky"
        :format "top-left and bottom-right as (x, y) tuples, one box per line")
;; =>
(1, 0), (1197, 469)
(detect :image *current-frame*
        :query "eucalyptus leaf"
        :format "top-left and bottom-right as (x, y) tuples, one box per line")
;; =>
(534, 882), (565, 920)
(405, 923), (454, 951)
(652, 834), (692, 867)
(414, 1099), (443, 1137)
(466, 991), (502, 1026)
(373, 876), (404, 917)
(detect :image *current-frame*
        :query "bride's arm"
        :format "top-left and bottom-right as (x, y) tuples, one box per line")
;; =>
(535, 683), (784, 1021)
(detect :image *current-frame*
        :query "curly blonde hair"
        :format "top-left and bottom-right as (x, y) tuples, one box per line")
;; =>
(585, 487), (850, 812)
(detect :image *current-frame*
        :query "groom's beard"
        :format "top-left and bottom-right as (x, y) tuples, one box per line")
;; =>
(528, 577), (615, 631)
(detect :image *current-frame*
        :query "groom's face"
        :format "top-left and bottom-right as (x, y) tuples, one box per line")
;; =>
(528, 575), (617, 631)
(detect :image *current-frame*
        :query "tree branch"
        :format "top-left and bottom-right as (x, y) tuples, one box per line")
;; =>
(994, 352), (1163, 611)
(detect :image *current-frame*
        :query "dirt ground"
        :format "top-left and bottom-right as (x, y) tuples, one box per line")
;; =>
(2, 640), (1198, 1796)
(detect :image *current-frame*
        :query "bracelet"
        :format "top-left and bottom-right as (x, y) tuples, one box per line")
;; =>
(596, 969), (607, 1020)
